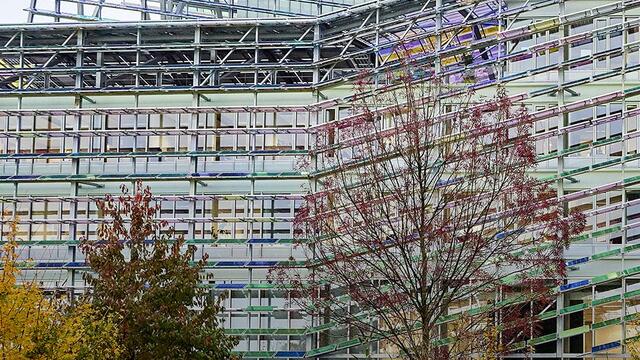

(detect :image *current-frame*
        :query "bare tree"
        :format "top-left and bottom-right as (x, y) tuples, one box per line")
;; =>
(272, 64), (585, 359)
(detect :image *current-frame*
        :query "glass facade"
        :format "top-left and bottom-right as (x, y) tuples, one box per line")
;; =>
(3, 0), (640, 358)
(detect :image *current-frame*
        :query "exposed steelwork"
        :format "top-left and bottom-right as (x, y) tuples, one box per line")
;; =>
(26, 0), (361, 22)
(2, 0), (640, 358)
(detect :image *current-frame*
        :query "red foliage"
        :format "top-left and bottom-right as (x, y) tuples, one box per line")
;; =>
(271, 63), (585, 359)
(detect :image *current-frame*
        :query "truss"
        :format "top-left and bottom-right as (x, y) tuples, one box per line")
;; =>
(0, 0), (576, 92)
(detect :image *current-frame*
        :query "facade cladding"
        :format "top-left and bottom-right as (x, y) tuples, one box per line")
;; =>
(2, 0), (640, 358)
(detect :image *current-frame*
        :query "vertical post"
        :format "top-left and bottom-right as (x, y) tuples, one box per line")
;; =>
(210, 48), (218, 86)
(621, 4), (628, 352)
(556, 0), (568, 357)
(374, 3), (380, 87)
(435, 0), (447, 348)
(254, 26), (259, 87)
(136, 29), (142, 88)
(66, 28), (84, 298)
(55, 0), (61, 22)
(141, 0), (150, 20)
(160, 0), (167, 20)
(189, 26), (201, 242)
(18, 31), (24, 90)
(250, 29), (260, 348)
(76, 0), (84, 20)
(28, 0), (37, 23)
(96, 51), (104, 88)
(309, 18), (322, 355)
(313, 24), (320, 85)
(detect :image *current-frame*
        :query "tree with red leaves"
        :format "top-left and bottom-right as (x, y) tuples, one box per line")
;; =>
(81, 182), (237, 360)
(272, 65), (585, 359)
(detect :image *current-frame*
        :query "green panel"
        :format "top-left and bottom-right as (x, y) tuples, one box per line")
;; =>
(591, 248), (621, 260)
(625, 85), (640, 94)
(224, 329), (246, 335)
(593, 135), (622, 147)
(626, 243), (640, 253)
(274, 329), (306, 335)
(591, 226), (622, 238)
(529, 333), (557, 345)
(625, 288), (640, 299)
(508, 341), (527, 351)
(309, 323), (334, 333)
(538, 311), (557, 320)
(432, 337), (454, 346)
(591, 271), (622, 285)
(626, 334), (640, 344)
(592, 294), (621, 307)
(336, 338), (362, 350)
(592, 317), (620, 329)
(559, 302), (588, 315)
(306, 345), (337, 356)
(625, 312), (640, 322)
(592, 158), (621, 169)
(623, 265), (640, 276)
(559, 325), (589, 339)
(245, 306), (274, 312)
(436, 312), (462, 324)
(247, 283), (279, 289)
(468, 304), (490, 316)
(625, 175), (640, 185)
(241, 351), (275, 358)
(560, 166), (589, 177)
(217, 239), (249, 244)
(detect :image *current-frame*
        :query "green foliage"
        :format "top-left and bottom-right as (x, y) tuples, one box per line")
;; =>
(1, 214), (121, 360)
(29, 302), (122, 360)
(0, 217), (53, 359)
(81, 182), (237, 360)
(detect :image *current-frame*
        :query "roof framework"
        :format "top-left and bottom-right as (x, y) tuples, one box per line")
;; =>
(26, 0), (361, 22)
(0, 0), (564, 93)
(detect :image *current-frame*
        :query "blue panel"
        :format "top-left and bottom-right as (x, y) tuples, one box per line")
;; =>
(566, 257), (589, 266)
(560, 279), (590, 292)
(216, 261), (247, 267)
(495, 229), (523, 240)
(36, 262), (66, 268)
(193, 172), (216, 177)
(215, 283), (247, 289)
(247, 261), (278, 267)
(248, 238), (278, 244)
(66, 262), (86, 267)
(435, 177), (462, 188)
(274, 351), (305, 358)
(592, 341), (620, 353)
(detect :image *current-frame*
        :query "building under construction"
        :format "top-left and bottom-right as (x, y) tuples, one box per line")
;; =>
(2, 0), (640, 358)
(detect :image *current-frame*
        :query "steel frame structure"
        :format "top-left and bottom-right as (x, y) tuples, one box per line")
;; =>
(3, 0), (640, 358)
(26, 0), (361, 22)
